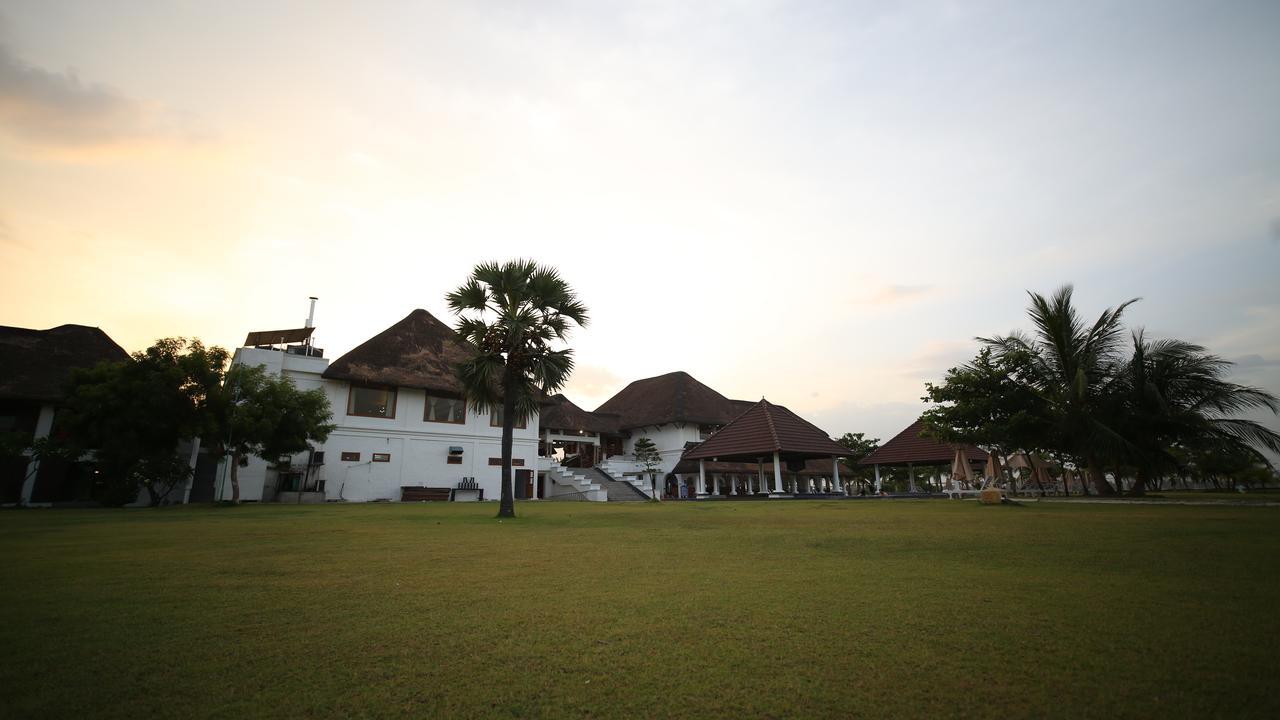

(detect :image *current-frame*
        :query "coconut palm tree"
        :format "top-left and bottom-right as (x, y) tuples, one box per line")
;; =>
(981, 285), (1138, 495)
(446, 260), (588, 518)
(1112, 330), (1280, 495)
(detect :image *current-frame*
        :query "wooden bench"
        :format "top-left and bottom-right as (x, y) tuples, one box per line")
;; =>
(400, 486), (453, 502)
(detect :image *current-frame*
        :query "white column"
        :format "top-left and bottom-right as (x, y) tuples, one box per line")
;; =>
(757, 460), (766, 495)
(833, 457), (842, 494)
(697, 459), (708, 498)
(19, 403), (56, 505)
(874, 464), (882, 493)
(713, 473), (721, 496)
(772, 451), (785, 495)
(181, 437), (202, 504)
(730, 475), (739, 495)
(908, 462), (917, 493)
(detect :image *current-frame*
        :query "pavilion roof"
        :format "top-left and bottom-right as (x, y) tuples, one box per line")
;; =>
(0, 324), (129, 403)
(322, 309), (474, 395)
(541, 394), (621, 435)
(858, 417), (986, 466)
(681, 399), (851, 461)
(594, 371), (746, 430)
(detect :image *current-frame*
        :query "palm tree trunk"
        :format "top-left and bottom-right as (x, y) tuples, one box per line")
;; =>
(1085, 455), (1116, 496)
(1129, 468), (1150, 497)
(497, 366), (517, 519)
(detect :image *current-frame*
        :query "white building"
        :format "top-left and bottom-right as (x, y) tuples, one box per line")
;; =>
(224, 310), (848, 503)
(223, 309), (541, 503)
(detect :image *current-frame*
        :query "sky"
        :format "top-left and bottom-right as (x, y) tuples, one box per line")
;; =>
(2, 0), (1278, 445)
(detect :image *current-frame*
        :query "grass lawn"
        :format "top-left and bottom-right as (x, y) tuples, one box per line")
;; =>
(2, 500), (1278, 719)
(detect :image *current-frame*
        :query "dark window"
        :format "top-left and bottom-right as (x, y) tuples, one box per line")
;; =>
(425, 394), (466, 424)
(489, 407), (528, 429)
(340, 452), (360, 462)
(372, 453), (391, 463)
(347, 384), (397, 418)
(447, 456), (463, 465)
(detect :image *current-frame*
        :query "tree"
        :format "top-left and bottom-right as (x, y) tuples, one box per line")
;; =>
(980, 286), (1138, 496)
(1110, 331), (1280, 495)
(632, 436), (662, 500)
(834, 432), (879, 491)
(212, 363), (335, 503)
(59, 338), (230, 506)
(446, 260), (589, 518)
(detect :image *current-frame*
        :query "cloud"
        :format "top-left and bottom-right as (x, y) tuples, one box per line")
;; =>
(0, 43), (178, 148)
(562, 363), (626, 407)
(1232, 354), (1280, 370)
(869, 284), (934, 305)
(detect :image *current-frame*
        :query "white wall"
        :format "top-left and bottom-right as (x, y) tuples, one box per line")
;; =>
(224, 347), (540, 502)
(621, 423), (704, 476)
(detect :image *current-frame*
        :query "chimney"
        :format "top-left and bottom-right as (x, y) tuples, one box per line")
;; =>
(305, 296), (318, 329)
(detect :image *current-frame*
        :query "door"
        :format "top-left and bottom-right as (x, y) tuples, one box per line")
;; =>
(516, 469), (534, 499)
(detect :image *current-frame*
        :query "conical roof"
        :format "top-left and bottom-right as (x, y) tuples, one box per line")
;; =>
(595, 371), (743, 429)
(859, 417), (986, 466)
(322, 309), (472, 395)
(681, 399), (851, 461)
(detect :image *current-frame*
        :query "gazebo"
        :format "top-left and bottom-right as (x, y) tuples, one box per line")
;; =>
(681, 399), (853, 498)
(858, 417), (986, 493)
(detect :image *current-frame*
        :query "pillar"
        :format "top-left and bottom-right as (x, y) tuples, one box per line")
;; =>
(908, 462), (917, 493)
(874, 464), (882, 493)
(19, 403), (56, 505)
(730, 475), (739, 495)
(772, 451), (785, 495)
(697, 459), (708, 498)
(713, 473), (721, 496)
(758, 460), (766, 495)
(833, 457), (842, 494)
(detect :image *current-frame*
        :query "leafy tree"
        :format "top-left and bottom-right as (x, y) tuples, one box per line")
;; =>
(212, 363), (335, 503)
(980, 286), (1138, 495)
(447, 260), (589, 518)
(1109, 331), (1280, 495)
(632, 436), (662, 500)
(834, 432), (879, 491)
(59, 338), (230, 506)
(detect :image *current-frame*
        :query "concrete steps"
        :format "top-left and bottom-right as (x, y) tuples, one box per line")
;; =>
(584, 467), (649, 501)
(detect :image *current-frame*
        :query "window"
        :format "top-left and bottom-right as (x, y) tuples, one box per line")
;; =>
(489, 457), (525, 466)
(489, 407), (528, 429)
(347, 384), (396, 418)
(447, 456), (463, 465)
(425, 394), (466, 424)
(340, 452), (360, 462)
(372, 453), (391, 463)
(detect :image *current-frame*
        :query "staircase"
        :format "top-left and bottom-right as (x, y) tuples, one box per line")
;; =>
(584, 467), (649, 501)
(545, 463), (608, 502)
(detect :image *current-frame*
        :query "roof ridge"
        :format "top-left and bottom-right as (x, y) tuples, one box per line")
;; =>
(760, 398), (781, 451)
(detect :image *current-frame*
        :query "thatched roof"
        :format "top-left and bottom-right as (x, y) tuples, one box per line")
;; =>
(541, 394), (621, 435)
(594, 371), (746, 430)
(0, 324), (129, 403)
(859, 417), (986, 466)
(322, 309), (473, 395)
(681, 399), (850, 461)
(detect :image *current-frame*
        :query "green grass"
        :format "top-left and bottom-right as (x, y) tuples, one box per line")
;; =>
(2, 501), (1278, 719)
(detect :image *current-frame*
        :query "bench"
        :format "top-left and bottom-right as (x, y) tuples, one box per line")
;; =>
(400, 486), (453, 502)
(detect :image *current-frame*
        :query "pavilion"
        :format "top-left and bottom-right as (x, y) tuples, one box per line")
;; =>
(680, 399), (853, 498)
(858, 417), (986, 493)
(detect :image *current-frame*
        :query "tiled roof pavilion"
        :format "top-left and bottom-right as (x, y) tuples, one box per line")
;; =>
(681, 399), (851, 496)
(859, 417), (986, 467)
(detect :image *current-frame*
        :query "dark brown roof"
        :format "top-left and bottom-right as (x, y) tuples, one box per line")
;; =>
(594, 371), (743, 429)
(541, 394), (621, 435)
(322, 309), (472, 395)
(244, 327), (314, 346)
(682, 399), (851, 461)
(0, 324), (130, 402)
(858, 417), (986, 466)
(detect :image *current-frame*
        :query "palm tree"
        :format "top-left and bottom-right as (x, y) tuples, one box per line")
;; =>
(1113, 330), (1280, 495)
(981, 285), (1137, 496)
(446, 260), (589, 518)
